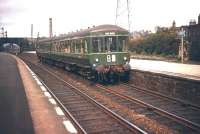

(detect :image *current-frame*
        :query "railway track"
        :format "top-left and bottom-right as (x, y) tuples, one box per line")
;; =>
(95, 84), (200, 134)
(21, 57), (147, 134)
(122, 83), (200, 121)
(20, 53), (200, 134)
(106, 83), (200, 127)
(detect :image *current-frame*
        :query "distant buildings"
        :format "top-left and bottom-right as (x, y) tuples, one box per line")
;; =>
(180, 14), (200, 61)
(131, 30), (152, 40)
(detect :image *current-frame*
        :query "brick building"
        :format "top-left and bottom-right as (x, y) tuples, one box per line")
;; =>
(182, 14), (200, 61)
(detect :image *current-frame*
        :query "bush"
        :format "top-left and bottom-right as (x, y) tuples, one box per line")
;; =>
(129, 31), (179, 57)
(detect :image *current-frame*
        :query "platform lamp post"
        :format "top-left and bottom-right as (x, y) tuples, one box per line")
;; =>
(179, 28), (185, 63)
(31, 24), (33, 49)
(36, 32), (40, 49)
(181, 29), (184, 63)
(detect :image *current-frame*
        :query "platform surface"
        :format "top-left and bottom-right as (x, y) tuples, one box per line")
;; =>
(0, 53), (34, 134)
(0, 52), (71, 134)
(130, 59), (200, 80)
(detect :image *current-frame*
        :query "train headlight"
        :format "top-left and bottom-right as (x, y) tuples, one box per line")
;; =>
(95, 58), (99, 62)
(124, 57), (127, 61)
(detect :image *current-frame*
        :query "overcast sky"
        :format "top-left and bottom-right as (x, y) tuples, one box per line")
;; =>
(0, 0), (199, 37)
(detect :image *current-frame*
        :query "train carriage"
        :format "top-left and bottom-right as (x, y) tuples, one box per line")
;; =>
(36, 24), (130, 83)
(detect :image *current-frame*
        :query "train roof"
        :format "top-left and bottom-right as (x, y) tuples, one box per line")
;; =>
(38, 24), (128, 42)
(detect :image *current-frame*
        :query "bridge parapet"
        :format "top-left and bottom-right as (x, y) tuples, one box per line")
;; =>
(0, 37), (35, 52)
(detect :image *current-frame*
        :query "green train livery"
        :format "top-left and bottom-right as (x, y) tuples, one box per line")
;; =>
(36, 24), (130, 83)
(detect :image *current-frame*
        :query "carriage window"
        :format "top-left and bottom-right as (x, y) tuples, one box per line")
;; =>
(60, 41), (65, 52)
(52, 42), (59, 52)
(56, 42), (60, 52)
(80, 40), (84, 54)
(92, 38), (98, 53)
(64, 40), (70, 53)
(67, 43), (70, 53)
(70, 41), (75, 53)
(92, 38), (102, 53)
(75, 43), (81, 53)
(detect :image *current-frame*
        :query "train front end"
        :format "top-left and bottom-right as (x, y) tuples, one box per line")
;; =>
(91, 52), (130, 82)
(88, 25), (130, 83)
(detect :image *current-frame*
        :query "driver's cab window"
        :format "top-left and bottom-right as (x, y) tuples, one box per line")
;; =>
(105, 37), (116, 52)
(118, 36), (127, 52)
(92, 37), (102, 53)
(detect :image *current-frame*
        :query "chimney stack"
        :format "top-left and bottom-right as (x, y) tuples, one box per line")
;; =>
(31, 24), (33, 39)
(49, 18), (53, 38)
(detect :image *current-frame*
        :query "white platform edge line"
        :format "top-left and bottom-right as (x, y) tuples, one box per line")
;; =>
(24, 64), (78, 133)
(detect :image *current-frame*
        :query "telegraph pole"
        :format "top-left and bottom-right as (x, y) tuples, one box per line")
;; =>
(30, 24), (34, 49)
(49, 18), (53, 38)
(181, 28), (184, 63)
(31, 24), (33, 39)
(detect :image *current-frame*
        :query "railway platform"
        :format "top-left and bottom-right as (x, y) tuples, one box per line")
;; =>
(0, 52), (74, 134)
(130, 59), (200, 80)
(130, 59), (200, 106)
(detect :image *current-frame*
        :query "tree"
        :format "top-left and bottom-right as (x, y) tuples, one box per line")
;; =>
(129, 28), (179, 57)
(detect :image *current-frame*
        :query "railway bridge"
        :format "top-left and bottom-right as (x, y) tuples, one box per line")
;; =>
(0, 37), (34, 51)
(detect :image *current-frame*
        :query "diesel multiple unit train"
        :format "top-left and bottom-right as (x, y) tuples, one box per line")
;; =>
(36, 24), (130, 83)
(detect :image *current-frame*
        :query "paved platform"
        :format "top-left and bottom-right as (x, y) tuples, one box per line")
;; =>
(130, 59), (200, 80)
(0, 53), (34, 134)
(0, 53), (73, 134)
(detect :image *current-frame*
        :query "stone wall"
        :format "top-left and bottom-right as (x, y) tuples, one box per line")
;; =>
(130, 70), (200, 106)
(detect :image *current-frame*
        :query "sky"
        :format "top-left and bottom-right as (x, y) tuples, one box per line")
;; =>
(0, 0), (200, 37)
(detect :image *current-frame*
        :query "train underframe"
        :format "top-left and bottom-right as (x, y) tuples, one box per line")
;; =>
(38, 55), (130, 84)
(93, 64), (130, 84)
